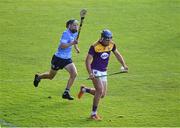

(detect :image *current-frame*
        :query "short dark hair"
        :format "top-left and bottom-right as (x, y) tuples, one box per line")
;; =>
(66, 19), (78, 28)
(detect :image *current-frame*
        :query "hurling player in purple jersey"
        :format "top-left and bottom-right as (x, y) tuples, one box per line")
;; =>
(78, 29), (128, 120)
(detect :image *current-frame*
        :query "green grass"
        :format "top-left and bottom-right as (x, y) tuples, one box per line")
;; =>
(0, 0), (180, 127)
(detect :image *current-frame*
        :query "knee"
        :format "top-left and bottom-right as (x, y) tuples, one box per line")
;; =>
(70, 71), (77, 79)
(101, 89), (106, 98)
(101, 94), (106, 98)
(96, 88), (103, 96)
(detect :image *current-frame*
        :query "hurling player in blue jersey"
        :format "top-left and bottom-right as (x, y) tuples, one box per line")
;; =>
(33, 19), (80, 100)
(78, 29), (128, 120)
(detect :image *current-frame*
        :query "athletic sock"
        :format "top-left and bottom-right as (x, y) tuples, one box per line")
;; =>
(64, 88), (70, 93)
(85, 88), (91, 93)
(82, 88), (91, 93)
(91, 105), (97, 115)
(91, 111), (97, 116)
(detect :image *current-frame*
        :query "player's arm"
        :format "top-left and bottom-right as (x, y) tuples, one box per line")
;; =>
(86, 45), (96, 79)
(86, 54), (95, 79)
(74, 44), (80, 53)
(86, 54), (93, 75)
(113, 49), (128, 70)
(59, 32), (78, 49)
(60, 40), (78, 49)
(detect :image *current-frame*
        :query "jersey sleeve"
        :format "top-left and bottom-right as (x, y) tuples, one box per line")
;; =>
(112, 44), (116, 52)
(88, 45), (95, 56)
(60, 32), (69, 44)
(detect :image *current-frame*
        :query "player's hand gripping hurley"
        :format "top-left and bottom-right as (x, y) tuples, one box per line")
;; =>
(87, 67), (128, 80)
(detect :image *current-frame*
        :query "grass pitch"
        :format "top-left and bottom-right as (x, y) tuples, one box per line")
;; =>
(0, 0), (180, 127)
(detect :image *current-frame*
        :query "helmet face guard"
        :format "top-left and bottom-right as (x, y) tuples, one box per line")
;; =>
(100, 29), (113, 46)
(101, 29), (113, 39)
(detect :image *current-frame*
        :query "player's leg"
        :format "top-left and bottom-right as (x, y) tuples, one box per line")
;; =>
(62, 63), (77, 100)
(99, 73), (107, 98)
(33, 69), (57, 87)
(101, 80), (107, 98)
(90, 71), (107, 120)
(78, 80), (107, 99)
(64, 63), (77, 89)
(86, 78), (107, 98)
(78, 70), (107, 99)
(90, 78), (103, 120)
(33, 55), (60, 87)
(78, 85), (95, 99)
(78, 69), (98, 98)
(38, 69), (57, 79)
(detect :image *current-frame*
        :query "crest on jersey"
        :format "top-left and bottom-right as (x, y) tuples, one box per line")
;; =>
(101, 52), (109, 59)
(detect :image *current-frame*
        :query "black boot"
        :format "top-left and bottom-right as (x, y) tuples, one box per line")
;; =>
(33, 74), (41, 87)
(62, 91), (74, 100)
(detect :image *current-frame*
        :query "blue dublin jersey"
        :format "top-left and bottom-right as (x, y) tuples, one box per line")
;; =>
(55, 29), (78, 59)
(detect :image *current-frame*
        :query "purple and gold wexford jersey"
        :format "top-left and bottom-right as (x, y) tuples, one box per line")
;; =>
(88, 40), (116, 71)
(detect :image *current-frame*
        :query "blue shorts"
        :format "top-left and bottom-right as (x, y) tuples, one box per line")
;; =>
(51, 55), (72, 70)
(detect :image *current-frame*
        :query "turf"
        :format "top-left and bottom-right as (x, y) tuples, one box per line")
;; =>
(0, 0), (180, 127)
